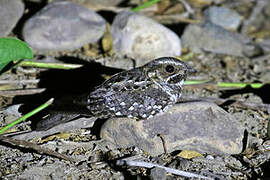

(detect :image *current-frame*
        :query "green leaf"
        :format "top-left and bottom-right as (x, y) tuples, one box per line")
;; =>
(131, 0), (161, 12)
(0, 37), (33, 72)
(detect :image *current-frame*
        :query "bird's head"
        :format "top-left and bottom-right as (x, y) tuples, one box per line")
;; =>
(143, 57), (195, 101)
(144, 57), (195, 86)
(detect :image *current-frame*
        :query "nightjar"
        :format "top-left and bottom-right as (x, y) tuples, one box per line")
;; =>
(36, 57), (195, 131)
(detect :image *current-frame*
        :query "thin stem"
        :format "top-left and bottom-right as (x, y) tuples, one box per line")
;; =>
(19, 61), (82, 69)
(0, 98), (54, 134)
(116, 159), (213, 179)
(132, 0), (161, 12)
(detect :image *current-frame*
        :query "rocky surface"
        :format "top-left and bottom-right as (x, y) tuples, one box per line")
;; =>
(100, 101), (244, 156)
(1, 0), (270, 179)
(182, 22), (260, 57)
(23, 1), (106, 52)
(0, 0), (24, 37)
(111, 11), (181, 65)
(204, 6), (242, 31)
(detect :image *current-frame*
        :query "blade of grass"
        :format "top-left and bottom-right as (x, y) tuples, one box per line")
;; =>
(217, 82), (264, 89)
(184, 81), (265, 89)
(184, 80), (211, 85)
(132, 0), (161, 12)
(0, 98), (54, 134)
(19, 61), (82, 69)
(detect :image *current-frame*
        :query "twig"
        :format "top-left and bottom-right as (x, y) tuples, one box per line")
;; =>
(87, 6), (129, 13)
(153, 14), (201, 24)
(19, 61), (83, 70)
(178, 0), (194, 15)
(241, 0), (267, 34)
(0, 135), (75, 162)
(0, 79), (40, 85)
(157, 134), (167, 154)
(0, 88), (46, 96)
(116, 159), (213, 179)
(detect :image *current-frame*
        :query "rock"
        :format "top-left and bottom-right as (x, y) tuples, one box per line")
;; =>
(0, 0), (24, 37)
(100, 101), (244, 156)
(111, 11), (181, 66)
(150, 167), (167, 180)
(204, 6), (242, 31)
(12, 117), (97, 140)
(98, 56), (135, 70)
(23, 1), (106, 52)
(182, 22), (260, 57)
(1, 104), (22, 124)
(18, 163), (72, 179)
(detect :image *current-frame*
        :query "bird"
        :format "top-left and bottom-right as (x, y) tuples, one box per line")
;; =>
(35, 57), (195, 131)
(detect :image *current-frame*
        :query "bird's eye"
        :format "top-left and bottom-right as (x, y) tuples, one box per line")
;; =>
(165, 65), (175, 74)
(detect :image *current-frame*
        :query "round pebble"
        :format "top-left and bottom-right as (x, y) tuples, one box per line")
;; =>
(111, 11), (181, 66)
(182, 22), (260, 57)
(23, 1), (106, 52)
(204, 6), (242, 31)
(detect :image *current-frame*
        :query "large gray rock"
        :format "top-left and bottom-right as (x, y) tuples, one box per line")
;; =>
(0, 0), (24, 37)
(23, 1), (106, 52)
(204, 6), (242, 31)
(100, 101), (244, 156)
(182, 22), (260, 57)
(111, 11), (181, 66)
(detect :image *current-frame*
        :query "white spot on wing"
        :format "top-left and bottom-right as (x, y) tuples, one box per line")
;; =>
(128, 106), (135, 111)
(146, 106), (152, 110)
(109, 107), (116, 111)
(115, 112), (122, 116)
(142, 114), (147, 118)
(147, 115), (153, 119)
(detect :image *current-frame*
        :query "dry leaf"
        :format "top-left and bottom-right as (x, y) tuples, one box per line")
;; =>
(177, 150), (203, 159)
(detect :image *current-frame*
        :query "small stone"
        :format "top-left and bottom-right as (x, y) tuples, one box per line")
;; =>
(204, 6), (242, 31)
(0, 0), (24, 37)
(111, 11), (181, 66)
(182, 22), (259, 57)
(149, 167), (166, 180)
(23, 1), (106, 52)
(100, 101), (244, 156)
(13, 117), (97, 140)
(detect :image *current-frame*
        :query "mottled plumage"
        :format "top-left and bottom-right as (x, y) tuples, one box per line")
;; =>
(36, 57), (195, 131)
